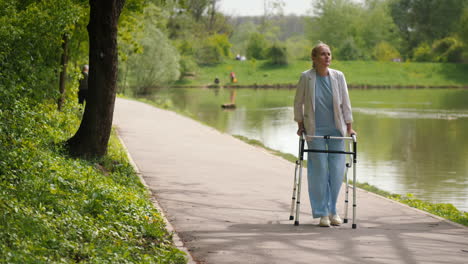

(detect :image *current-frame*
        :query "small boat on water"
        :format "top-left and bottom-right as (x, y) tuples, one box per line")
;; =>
(221, 103), (236, 109)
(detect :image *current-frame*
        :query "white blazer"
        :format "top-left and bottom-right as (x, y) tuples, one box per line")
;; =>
(293, 68), (353, 141)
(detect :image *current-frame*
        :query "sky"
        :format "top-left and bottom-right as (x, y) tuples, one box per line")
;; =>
(218, 0), (315, 17)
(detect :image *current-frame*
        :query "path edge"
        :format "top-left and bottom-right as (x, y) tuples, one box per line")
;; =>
(115, 128), (197, 264)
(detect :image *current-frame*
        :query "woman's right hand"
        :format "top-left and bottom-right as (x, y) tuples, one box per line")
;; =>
(297, 128), (305, 136)
(297, 122), (305, 136)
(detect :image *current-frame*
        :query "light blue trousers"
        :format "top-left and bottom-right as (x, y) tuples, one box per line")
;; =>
(307, 130), (345, 218)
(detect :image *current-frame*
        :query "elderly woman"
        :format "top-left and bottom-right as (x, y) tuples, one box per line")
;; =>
(293, 43), (356, 227)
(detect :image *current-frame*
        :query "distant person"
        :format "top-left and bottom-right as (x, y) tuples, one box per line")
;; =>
(230, 72), (236, 83)
(293, 42), (356, 227)
(78, 65), (89, 104)
(235, 54), (241, 60)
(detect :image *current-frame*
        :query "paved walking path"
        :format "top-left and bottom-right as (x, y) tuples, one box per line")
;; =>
(114, 98), (468, 264)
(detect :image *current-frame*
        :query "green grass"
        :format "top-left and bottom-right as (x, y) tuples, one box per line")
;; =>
(232, 135), (301, 166)
(174, 59), (468, 87)
(356, 183), (468, 226)
(0, 99), (187, 263)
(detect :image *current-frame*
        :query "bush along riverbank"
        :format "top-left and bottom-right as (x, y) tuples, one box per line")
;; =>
(173, 59), (468, 88)
(141, 97), (468, 227)
(0, 99), (187, 263)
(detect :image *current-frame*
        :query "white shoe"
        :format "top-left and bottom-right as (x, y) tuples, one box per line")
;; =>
(319, 216), (331, 227)
(330, 214), (342, 226)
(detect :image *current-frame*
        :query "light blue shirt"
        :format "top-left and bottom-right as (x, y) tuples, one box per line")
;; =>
(315, 75), (336, 134)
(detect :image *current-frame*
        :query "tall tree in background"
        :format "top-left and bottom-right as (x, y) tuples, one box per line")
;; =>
(67, 0), (126, 158)
(187, 0), (211, 21)
(209, 0), (218, 31)
(307, 0), (400, 60)
(390, 0), (466, 57)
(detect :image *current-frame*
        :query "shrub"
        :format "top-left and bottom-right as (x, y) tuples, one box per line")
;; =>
(246, 32), (268, 60)
(432, 37), (464, 63)
(209, 34), (232, 58)
(120, 4), (180, 94)
(413, 42), (433, 62)
(127, 28), (181, 93)
(195, 44), (224, 65)
(373, 41), (400, 61)
(285, 36), (312, 60)
(337, 38), (362, 60)
(266, 43), (289, 65)
(179, 55), (198, 79)
(194, 34), (232, 65)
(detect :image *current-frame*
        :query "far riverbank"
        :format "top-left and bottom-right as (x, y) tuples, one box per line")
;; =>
(173, 59), (468, 88)
(170, 83), (468, 89)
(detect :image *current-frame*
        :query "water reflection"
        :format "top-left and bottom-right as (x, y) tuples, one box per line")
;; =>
(142, 87), (468, 211)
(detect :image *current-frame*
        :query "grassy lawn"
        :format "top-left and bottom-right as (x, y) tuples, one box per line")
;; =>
(175, 59), (468, 87)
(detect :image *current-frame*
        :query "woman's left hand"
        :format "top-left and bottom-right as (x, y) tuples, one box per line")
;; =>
(346, 123), (356, 136)
(348, 128), (357, 136)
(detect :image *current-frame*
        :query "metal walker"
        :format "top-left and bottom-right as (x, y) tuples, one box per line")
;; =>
(289, 133), (358, 228)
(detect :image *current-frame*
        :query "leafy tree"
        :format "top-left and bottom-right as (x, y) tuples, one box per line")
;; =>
(0, 0), (84, 107)
(456, 6), (468, 61)
(120, 3), (180, 94)
(307, 0), (400, 61)
(229, 20), (258, 56)
(458, 7), (468, 43)
(259, 0), (285, 33)
(285, 35), (312, 60)
(357, 0), (401, 57)
(306, 0), (362, 53)
(126, 29), (180, 93)
(390, 0), (466, 57)
(185, 0), (211, 21)
(167, 0), (230, 37)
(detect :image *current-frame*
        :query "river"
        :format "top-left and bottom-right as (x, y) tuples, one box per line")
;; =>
(141, 87), (468, 212)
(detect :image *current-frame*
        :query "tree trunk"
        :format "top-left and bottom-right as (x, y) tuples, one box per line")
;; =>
(66, 0), (126, 158)
(58, 34), (69, 111)
(209, 0), (216, 31)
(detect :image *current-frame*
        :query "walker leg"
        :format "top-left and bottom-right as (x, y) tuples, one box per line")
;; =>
(289, 161), (300, 220)
(294, 162), (303, 226)
(352, 156), (357, 229)
(343, 163), (351, 224)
